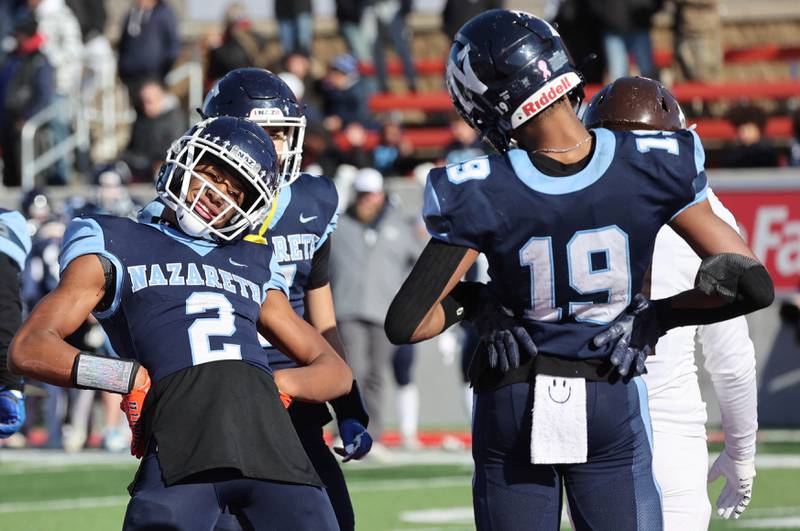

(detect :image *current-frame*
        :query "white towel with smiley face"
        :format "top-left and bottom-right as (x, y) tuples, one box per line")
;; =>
(530, 374), (588, 464)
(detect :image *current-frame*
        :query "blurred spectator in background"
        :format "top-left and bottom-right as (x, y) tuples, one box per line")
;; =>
(301, 121), (339, 177)
(789, 110), (800, 167)
(66, 0), (106, 45)
(206, 3), (268, 84)
(547, 0), (606, 84)
(27, 0), (83, 184)
(92, 162), (141, 218)
(719, 103), (779, 168)
(0, 16), (54, 187)
(337, 122), (373, 169)
(373, 119), (415, 176)
(335, 0), (369, 62)
(320, 54), (371, 132)
(442, 0), (503, 41)
(672, 0), (722, 81)
(117, 0), (179, 107)
(120, 80), (185, 181)
(278, 70), (323, 129)
(589, 0), (661, 80)
(67, 0), (113, 102)
(276, 0), (313, 56)
(0, 1), (18, 63)
(283, 50), (323, 116)
(362, 0), (417, 93)
(329, 168), (423, 445)
(442, 115), (489, 165)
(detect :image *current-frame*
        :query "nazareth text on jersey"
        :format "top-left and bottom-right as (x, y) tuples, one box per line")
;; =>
(59, 214), (288, 381)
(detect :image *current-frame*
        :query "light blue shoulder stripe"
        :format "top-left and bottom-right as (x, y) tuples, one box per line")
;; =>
(316, 209), (339, 250)
(0, 210), (32, 271)
(507, 128), (616, 195)
(264, 249), (289, 299)
(269, 184), (293, 229)
(59, 217), (124, 318)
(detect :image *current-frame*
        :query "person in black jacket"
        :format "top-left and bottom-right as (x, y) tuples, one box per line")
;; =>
(121, 80), (186, 181)
(117, 0), (179, 106)
(0, 16), (54, 187)
(588, 0), (662, 80)
(335, 0), (369, 61)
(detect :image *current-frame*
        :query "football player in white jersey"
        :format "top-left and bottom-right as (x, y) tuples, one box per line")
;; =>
(581, 77), (757, 526)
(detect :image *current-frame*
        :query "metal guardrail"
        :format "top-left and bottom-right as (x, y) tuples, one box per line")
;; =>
(20, 98), (90, 190)
(17, 61), (204, 191)
(165, 61), (204, 128)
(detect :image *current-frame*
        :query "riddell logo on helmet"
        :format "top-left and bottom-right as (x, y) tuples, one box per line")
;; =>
(511, 72), (581, 128)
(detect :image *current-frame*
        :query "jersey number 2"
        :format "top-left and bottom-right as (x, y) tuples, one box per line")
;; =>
(186, 292), (242, 365)
(520, 225), (631, 324)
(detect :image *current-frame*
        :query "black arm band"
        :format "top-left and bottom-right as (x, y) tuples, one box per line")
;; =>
(94, 254), (116, 313)
(385, 239), (472, 345)
(654, 261), (774, 329)
(70, 351), (141, 394)
(330, 380), (370, 427)
(307, 237), (331, 290)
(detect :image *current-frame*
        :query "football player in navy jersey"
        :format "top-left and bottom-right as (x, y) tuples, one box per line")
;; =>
(9, 116), (351, 530)
(0, 209), (32, 440)
(200, 68), (371, 531)
(385, 10), (773, 531)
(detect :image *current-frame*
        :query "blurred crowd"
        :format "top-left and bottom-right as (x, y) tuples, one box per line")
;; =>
(0, 0), (799, 451)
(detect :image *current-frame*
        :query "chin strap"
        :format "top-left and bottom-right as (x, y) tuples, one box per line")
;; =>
(244, 189), (281, 245)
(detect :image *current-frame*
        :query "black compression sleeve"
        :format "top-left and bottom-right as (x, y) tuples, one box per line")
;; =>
(307, 237), (331, 290)
(384, 239), (471, 345)
(94, 254), (116, 314)
(0, 254), (24, 390)
(654, 262), (774, 329)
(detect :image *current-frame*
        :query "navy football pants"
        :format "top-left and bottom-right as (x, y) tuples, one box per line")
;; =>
(472, 377), (662, 531)
(213, 419), (354, 531)
(124, 450), (338, 531)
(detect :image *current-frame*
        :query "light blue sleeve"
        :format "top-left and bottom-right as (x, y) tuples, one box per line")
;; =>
(0, 209), (32, 271)
(59, 217), (124, 318)
(316, 209), (338, 251)
(669, 129), (710, 221)
(263, 248), (289, 300)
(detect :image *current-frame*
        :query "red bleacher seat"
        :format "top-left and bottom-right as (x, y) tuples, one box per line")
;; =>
(360, 44), (800, 78)
(334, 116), (794, 152)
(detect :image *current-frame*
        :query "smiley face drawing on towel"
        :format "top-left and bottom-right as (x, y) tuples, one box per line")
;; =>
(547, 378), (572, 404)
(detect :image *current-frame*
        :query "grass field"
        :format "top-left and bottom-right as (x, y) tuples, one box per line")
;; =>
(1, 445), (799, 530)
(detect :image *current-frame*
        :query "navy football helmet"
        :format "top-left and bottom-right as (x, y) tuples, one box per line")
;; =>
(201, 68), (306, 186)
(156, 116), (281, 242)
(445, 10), (585, 152)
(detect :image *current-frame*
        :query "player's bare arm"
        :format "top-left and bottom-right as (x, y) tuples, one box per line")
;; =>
(9, 254), (148, 390)
(258, 288), (351, 402)
(650, 199), (774, 325)
(385, 239), (479, 344)
(305, 283), (348, 360)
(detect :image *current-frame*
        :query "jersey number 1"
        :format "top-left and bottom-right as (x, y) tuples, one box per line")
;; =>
(520, 225), (631, 324)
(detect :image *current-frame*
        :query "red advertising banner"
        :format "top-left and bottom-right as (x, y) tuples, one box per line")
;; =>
(714, 189), (800, 294)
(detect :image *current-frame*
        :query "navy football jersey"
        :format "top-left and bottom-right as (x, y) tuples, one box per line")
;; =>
(424, 128), (708, 360)
(59, 214), (288, 382)
(259, 173), (338, 369)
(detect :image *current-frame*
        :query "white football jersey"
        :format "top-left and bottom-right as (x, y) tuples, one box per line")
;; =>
(644, 189), (758, 459)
